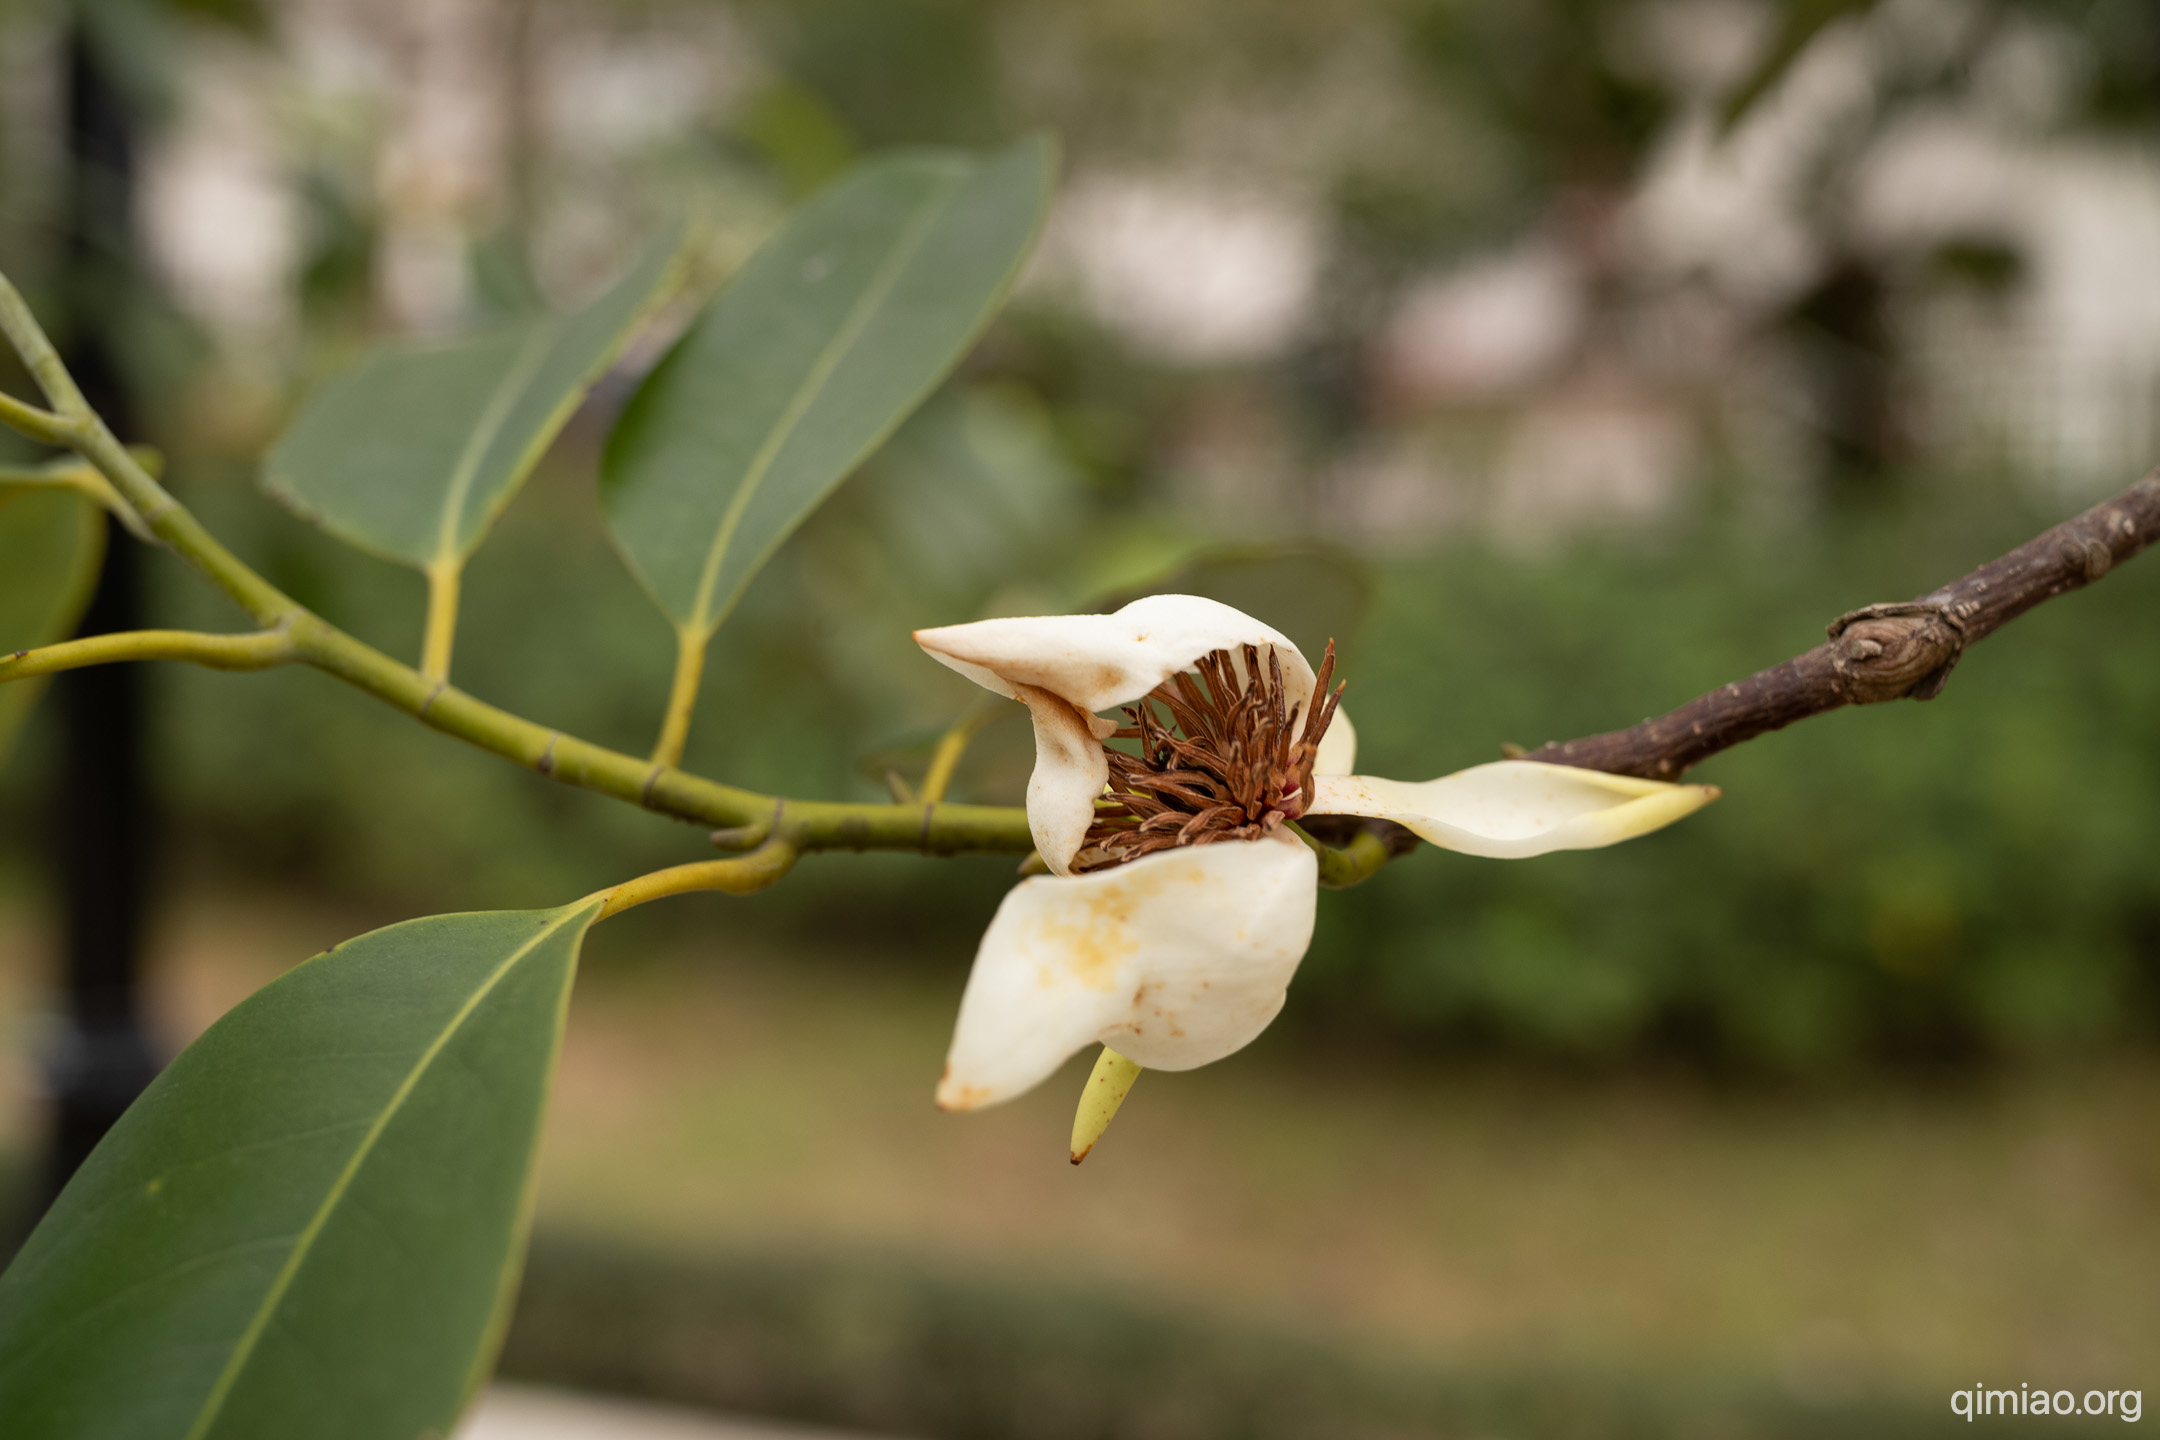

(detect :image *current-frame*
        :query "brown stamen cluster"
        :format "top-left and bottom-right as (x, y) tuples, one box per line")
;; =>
(1073, 640), (1345, 872)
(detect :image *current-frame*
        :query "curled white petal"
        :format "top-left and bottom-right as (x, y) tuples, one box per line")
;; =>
(1314, 706), (1356, 776)
(1309, 760), (1717, 858)
(1013, 684), (1111, 876)
(915, 594), (1317, 717)
(935, 835), (1319, 1111)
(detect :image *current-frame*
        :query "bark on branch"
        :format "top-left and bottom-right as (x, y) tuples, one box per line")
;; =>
(1524, 470), (2160, 780)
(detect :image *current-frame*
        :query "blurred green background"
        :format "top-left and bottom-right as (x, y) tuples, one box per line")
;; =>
(2, 0), (2158, 1435)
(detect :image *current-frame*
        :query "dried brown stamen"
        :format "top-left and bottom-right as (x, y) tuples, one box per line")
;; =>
(1072, 640), (1345, 872)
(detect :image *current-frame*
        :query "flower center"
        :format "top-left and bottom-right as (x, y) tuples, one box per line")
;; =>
(1073, 640), (1345, 872)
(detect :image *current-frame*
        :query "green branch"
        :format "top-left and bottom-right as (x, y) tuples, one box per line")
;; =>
(0, 273), (90, 418)
(0, 451), (160, 541)
(0, 267), (1390, 885)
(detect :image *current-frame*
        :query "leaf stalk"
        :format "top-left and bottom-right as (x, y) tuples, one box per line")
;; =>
(650, 625), (707, 769)
(420, 562), (461, 683)
(918, 699), (996, 804)
(592, 836), (801, 920)
(0, 626), (299, 680)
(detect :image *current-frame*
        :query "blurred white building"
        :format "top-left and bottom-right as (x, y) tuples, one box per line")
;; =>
(11, 0), (2160, 538)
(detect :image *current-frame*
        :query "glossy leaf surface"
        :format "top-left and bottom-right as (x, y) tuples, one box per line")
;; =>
(602, 136), (1054, 639)
(0, 902), (601, 1440)
(0, 485), (106, 761)
(265, 230), (686, 571)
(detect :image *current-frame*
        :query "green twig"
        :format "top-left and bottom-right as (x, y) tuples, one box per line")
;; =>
(0, 267), (1387, 881)
(0, 281), (1034, 857)
(0, 626), (299, 680)
(0, 390), (77, 449)
(0, 451), (157, 541)
(1287, 821), (1399, 890)
(0, 272), (89, 417)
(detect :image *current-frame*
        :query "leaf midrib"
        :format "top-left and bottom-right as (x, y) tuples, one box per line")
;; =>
(179, 904), (591, 1440)
(684, 170), (964, 637)
(431, 323), (558, 570)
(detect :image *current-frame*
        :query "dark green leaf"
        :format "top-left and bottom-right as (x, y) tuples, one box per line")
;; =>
(602, 136), (1056, 643)
(0, 901), (602, 1440)
(0, 486), (106, 762)
(265, 229), (688, 574)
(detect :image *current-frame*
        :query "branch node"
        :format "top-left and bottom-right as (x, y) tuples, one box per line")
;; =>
(2063, 534), (2113, 581)
(710, 798), (783, 851)
(1825, 601), (1967, 704)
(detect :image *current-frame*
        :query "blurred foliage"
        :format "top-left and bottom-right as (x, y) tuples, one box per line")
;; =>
(1300, 483), (2160, 1074)
(6, 0), (2160, 1082)
(0, 474), (104, 765)
(10, 428), (2150, 1078)
(1404, 0), (1669, 191)
(751, 0), (1005, 151)
(1718, 0), (1878, 130)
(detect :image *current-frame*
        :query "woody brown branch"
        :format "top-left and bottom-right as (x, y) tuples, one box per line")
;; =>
(1523, 469), (2160, 781)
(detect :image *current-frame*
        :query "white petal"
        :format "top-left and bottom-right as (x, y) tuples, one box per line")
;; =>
(1309, 760), (1718, 858)
(915, 593), (1318, 717)
(936, 834), (1319, 1111)
(1013, 684), (1110, 876)
(1314, 706), (1356, 776)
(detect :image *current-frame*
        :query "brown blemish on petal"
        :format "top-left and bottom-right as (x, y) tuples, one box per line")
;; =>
(933, 1064), (994, 1113)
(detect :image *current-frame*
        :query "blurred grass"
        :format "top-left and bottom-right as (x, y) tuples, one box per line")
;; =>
(3, 891), (2150, 1436)
(502, 1237), (2019, 1440)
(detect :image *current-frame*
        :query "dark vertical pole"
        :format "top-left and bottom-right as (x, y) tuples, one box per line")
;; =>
(33, 18), (160, 1212)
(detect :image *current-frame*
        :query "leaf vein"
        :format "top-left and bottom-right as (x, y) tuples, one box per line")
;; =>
(686, 171), (962, 635)
(433, 322), (557, 569)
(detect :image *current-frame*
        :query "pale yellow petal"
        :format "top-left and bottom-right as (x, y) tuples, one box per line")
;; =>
(1308, 760), (1717, 858)
(935, 835), (1318, 1111)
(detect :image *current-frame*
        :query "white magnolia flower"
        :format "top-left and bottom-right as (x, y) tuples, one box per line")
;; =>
(914, 594), (1717, 1143)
